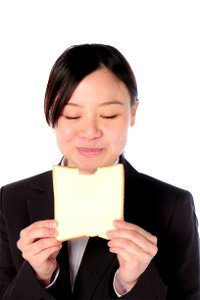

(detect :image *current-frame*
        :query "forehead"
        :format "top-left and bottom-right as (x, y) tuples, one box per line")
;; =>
(68, 67), (131, 105)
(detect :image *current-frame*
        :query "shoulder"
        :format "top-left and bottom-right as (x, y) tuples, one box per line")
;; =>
(122, 158), (195, 221)
(139, 172), (192, 200)
(123, 157), (192, 199)
(122, 158), (197, 236)
(0, 171), (52, 199)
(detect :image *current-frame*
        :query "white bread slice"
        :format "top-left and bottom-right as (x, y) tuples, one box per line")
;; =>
(53, 164), (124, 241)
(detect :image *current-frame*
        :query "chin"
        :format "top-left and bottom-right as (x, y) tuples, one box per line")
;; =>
(78, 163), (103, 174)
(76, 156), (116, 173)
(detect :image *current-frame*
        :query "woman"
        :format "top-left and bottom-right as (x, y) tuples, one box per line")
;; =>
(0, 44), (199, 299)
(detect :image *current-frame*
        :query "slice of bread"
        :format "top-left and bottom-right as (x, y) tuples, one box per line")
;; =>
(53, 164), (124, 241)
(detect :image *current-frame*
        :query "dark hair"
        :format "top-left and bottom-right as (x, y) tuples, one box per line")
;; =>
(44, 43), (138, 126)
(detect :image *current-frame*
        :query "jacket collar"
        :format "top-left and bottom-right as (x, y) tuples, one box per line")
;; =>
(27, 171), (54, 223)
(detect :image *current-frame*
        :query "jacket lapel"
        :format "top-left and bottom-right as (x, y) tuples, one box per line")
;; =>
(26, 171), (54, 223)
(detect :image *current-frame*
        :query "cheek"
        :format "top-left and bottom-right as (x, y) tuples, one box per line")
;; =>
(55, 123), (76, 145)
(106, 121), (129, 147)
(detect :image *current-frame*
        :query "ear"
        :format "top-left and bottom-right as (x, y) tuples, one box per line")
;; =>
(130, 101), (139, 126)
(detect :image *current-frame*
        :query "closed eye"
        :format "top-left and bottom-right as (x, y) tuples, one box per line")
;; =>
(101, 115), (118, 119)
(63, 115), (81, 120)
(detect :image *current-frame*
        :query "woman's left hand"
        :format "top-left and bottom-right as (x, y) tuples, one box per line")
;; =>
(106, 220), (158, 293)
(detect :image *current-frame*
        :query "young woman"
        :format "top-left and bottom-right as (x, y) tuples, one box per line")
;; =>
(0, 44), (199, 299)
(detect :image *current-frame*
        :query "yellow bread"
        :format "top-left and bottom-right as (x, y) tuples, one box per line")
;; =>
(53, 164), (124, 241)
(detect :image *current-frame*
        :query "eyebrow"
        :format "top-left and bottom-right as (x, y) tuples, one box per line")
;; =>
(66, 100), (124, 107)
(99, 100), (124, 107)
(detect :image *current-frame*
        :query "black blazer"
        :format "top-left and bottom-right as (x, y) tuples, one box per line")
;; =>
(0, 157), (199, 300)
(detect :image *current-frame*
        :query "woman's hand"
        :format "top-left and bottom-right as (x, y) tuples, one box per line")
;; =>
(107, 220), (158, 294)
(17, 220), (62, 286)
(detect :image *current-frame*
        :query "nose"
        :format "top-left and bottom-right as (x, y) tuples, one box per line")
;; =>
(79, 116), (102, 139)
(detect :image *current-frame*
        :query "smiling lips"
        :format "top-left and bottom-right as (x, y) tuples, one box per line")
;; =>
(77, 147), (103, 157)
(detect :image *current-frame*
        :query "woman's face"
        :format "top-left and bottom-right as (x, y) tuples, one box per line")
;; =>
(54, 67), (138, 174)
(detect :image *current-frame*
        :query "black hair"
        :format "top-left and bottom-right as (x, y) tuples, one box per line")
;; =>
(44, 43), (138, 126)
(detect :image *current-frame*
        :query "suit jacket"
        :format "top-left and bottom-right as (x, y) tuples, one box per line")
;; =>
(0, 157), (199, 300)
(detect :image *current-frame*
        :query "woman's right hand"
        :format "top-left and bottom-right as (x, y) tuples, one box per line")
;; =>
(17, 220), (62, 286)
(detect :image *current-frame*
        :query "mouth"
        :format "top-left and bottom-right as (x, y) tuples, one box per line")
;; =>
(77, 147), (103, 157)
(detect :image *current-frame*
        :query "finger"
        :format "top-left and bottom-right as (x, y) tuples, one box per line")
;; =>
(22, 238), (62, 262)
(107, 228), (157, 252)
(109, 245), (154, 267)
(109, 220), (157, 244)
(19, 224), (58, 247)
(50, 249), (61, 260)
(113, 220), (156, 242)
(24, 238), (62, 257)
(108, 238), (143, 257)
(28, 244), (62, 270)
(20, 220), (58, 238)
(28, 220), (58, 230)
(108, 238), (158, 257)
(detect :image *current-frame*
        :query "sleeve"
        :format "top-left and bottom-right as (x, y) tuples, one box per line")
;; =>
(109, 190), (200, 300)
(1, 261), (56, 300)
(164, 191), (200, 299)
(45, 267), (60, 289)
(113, 270), (126, 297)
(122, 191), (200, 300)
(110, 263), (167, 300)
(0, 187), (62, 300)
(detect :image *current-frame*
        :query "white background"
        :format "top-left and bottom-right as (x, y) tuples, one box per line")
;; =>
(0, 1), (199, 224)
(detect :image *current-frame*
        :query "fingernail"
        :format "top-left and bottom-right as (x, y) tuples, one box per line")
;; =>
(49, 221), (57, 228)
(106, 230), (114, 238)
